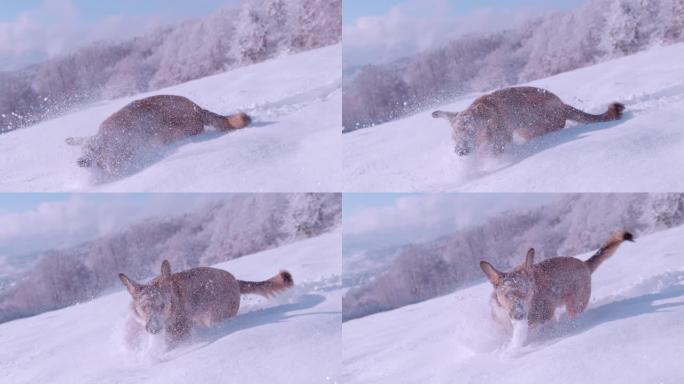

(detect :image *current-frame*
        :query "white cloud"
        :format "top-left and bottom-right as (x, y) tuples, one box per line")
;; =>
(0, 194), (226, 258)
(0, 0), (170, 71)
(342, 0), (550, 68)
(343, 194), (559, 254)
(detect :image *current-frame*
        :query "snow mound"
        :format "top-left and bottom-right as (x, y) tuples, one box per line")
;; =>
(0, 231), (342, 384)
(342, 226), (684, 384)
(0, 45), (341, 192)
(343, 42), (684, 192)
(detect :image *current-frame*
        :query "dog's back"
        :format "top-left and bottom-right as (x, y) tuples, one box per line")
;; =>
(153, 267), (294, 328)
(528, 231), (634, 325)
(433, 86), (624, 156)
(481, 231), (633, 329)
(69, 95), (251, 176)
(155, 267), (242, 326)
(529, 257), (592, 325)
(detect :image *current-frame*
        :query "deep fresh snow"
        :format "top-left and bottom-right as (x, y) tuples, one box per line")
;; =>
(343, 42), (684, 192)
(342, 226), (684, 384)
(0, 231), (342, 384)
(0, 45), (341, 192)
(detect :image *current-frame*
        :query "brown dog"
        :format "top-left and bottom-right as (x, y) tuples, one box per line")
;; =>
(67, 95), (252, 176)
(432, 86), (625, 156)
(480, 231), (633, 329)
(118, 260), (292, 348)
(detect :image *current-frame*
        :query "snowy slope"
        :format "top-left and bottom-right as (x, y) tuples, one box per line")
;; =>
(343, 43), (684, 192)
(0, 45), (341, 192)
(0, 231), (341, 384)
(342, 226), (684, 384)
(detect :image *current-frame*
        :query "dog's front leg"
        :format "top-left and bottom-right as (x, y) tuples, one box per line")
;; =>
(124, 317), (145, 350)
(165, 319), (190, 350)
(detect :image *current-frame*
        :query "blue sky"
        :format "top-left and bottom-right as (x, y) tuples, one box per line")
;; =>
(343, 0), (587, 68)
(343, 193), (421, 216)
(0, 193), (70, 213)
(0, 0), (237, 70)
(0, 0), (234, 22)
(0, 194), (228, 259)
(343, 193), (560, 254)
(0, 193), (150, 213)
(343, 0), (585, 24)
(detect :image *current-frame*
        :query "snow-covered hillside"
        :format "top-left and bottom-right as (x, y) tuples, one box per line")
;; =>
(342, 226), (684, 384)
(0, 45), (341, 192)
(343, 42), (684, 192)
(0, 231), (341, 384)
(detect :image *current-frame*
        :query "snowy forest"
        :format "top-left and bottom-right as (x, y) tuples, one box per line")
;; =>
(0, 193), (341, 324)
(0, 0), (341, 133)
(342, 0), (684, 131)
(342, 194), (684, 320)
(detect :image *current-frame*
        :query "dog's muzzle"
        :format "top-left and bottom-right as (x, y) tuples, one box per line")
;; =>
(510, 303), (526, 321)
(146, 318), (163, 334)
(454, 140), (473, 156)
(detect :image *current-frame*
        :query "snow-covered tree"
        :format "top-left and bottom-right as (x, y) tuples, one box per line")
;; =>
(342, 0), (684, 131)
(0, 0), (341, 133)
(343, 194), (684, 320)
(0, 193), (341, 324)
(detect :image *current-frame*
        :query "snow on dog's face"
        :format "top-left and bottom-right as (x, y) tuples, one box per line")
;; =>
(450, 111), (478, 156)
(480, 249), (536, 321)
(77, 135), (130, 176)
(118, 260), (175, 335)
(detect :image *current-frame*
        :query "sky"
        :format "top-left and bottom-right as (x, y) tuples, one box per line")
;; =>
(343, 0), (584, 23)
(0, 193), (228, 261)
(343, 0), (586, 68)
(0, 0), (233, 22)
(0, 0), (236, 71)
(343, 193), (560, 255)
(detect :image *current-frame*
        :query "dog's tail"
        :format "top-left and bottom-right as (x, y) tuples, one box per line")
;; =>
(200, 109), (251, 131)
(238, 271), (293, 298)
(563, 102), (625, 123)
(585, 231), (634, 273)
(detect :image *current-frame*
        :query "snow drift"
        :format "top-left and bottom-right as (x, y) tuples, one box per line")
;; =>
(343, 42), (684, 192)
(342, 226), (684, 384)
(0, 231), (342, 384)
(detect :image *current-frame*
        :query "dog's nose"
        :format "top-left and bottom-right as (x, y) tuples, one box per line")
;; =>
(511, 311), (525, 321)
(146, 319), (162, 334)
(455, 146), (471, 156)
(511, 304), (526, 320)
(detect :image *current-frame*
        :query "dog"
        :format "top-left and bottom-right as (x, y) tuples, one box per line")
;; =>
(480, 231), (634, 332)
(432, 86), (625, 156)
(66, 95), (252, 177)
(118, 260), (292, 348)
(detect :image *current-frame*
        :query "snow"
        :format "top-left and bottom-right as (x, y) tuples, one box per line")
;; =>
(0, 45), (341, 192)
(0, 231), (342, 384)
(342, 226), (684, 384)
(343, 42), (684, 192)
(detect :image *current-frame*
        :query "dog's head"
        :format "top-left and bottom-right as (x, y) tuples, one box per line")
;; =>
(450, 111), (479, 156)
(77, 136), (127, 176)
(118, 260), (176, 335)
(480, 249), (536, 321)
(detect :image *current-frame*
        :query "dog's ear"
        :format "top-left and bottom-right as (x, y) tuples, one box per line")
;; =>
(523, 248), (535, 269)
(480, 261), (502, 285)
(161, 260), (171, 278)
(118, 273), (140, 296)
